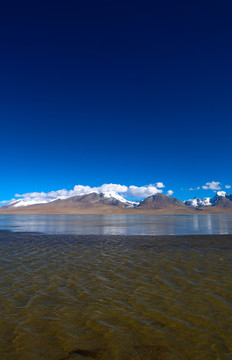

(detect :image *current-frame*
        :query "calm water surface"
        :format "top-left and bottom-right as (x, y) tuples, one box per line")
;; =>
(0, 214), (232, 235)
(0, 215), (232, 359)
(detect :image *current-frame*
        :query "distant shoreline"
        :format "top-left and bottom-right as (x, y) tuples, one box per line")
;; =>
(0, 231), (232, 239)
(1, 208), (232, 215)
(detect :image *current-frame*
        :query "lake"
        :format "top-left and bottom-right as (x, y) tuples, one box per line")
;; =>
(0, 214), (232, 235)
(0, 215), (232, 359)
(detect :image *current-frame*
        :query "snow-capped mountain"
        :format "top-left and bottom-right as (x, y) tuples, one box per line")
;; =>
(3, 191), (138, 209)
(184, 191), (232, 208)
(6, 196), (68, 208)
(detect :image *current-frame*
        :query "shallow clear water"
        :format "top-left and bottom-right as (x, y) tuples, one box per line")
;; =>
(1, 215), (232, 359)
(0, 232), (232, 360)
(0, 214), (232, 235)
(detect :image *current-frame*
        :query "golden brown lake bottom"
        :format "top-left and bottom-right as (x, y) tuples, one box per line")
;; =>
(0, 232), (232, 360)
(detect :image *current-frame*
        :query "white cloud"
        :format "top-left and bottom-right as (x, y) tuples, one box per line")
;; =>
(15, 191), (48, 198)
(0, 199), (15, 204)
(202, 181), (221, 190)
(167, 190), (174, 196)
(98, 183), (128, 193)
(126, 185), (162, 197)
(155, 182), (165, 188)
(225, 185), (231, 189)
(189, 186), (201, 191)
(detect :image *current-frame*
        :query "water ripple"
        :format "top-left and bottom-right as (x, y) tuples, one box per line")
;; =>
(0, 233), (232, 359)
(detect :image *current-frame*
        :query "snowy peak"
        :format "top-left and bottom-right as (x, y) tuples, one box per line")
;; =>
(8, 196), (68, 208)
(210, 191), (232, 208)
(216, 191), (227, 197)
(184, 197), (212, 207)
(185, 191), (232, 208)
(101, 192), (138, 207)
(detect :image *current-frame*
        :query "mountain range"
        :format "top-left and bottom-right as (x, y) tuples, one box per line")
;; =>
(184, 191), (232, 209)
(1, 191), (232, 213)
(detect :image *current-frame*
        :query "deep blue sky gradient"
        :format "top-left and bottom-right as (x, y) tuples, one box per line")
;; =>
(0, 0), (232, 201)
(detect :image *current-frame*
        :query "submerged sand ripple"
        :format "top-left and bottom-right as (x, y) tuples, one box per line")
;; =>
(0, 232), (232, 359)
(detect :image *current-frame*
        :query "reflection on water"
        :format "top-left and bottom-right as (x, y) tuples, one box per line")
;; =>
(0, 214), (232, 235)
(0, 232), (232, 360)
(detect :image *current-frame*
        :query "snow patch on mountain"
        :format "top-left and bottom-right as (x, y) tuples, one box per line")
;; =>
(102, 192), (138, 206)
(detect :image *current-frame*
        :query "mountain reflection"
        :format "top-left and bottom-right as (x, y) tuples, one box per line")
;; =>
(0, 214), (232, 235)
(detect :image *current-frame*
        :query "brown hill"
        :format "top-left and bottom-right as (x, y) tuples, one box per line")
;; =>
(137, 193), (188, 210)
(50, 192), (131, 209)
(212, 196), (232, 209)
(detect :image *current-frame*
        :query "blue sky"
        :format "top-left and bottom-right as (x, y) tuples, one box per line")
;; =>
(0, 0), (232, 203)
